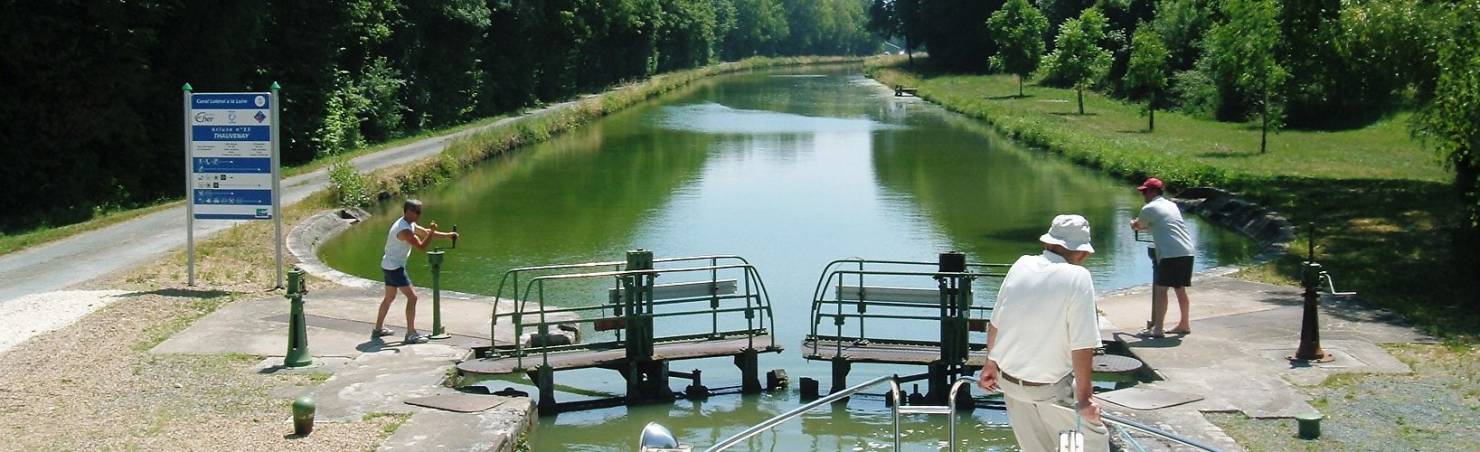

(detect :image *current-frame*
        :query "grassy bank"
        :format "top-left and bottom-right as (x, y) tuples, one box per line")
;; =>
(1, 56), (860, 258)
(867, 58), (1474, 340)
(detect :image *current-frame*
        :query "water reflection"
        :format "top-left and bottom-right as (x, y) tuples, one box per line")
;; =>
(318, 66), (1255, 450)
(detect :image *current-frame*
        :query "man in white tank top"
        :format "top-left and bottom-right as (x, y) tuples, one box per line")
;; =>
(372, 199), (459, 344)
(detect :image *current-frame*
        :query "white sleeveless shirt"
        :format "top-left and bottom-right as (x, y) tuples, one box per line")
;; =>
(380, 216), (415, 270)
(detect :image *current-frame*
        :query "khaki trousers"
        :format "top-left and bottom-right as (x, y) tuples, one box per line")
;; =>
(999, 374), (1109, 452)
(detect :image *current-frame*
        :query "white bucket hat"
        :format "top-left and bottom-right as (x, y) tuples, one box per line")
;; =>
(1039, 214), (1095, 253)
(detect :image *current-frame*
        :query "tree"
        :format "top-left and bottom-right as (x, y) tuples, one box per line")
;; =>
(1201, 0), (1287, 153)
(1041, 7), (1112, 115)
(1413, 0), (1480, 257)
(918, 0), (1001, 71)
(1151, 0), (1214, 71)
(1125, 25), (1169, 131)
(986, 0), (1049, 97)
(724, 0), (789, 58)
(869, 0), (926, 65)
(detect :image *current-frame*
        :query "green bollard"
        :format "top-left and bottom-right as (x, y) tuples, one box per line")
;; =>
(284, 269), (313, 368)
(1297, 412), (1323, 440)
(292, 396), (316, 436)
(428, 250), (450, 339)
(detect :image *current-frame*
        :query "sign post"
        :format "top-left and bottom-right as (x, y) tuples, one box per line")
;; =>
(271, 82), (283, 288)
(183, 85), (283, 287)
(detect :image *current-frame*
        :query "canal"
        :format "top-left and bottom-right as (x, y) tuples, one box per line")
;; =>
(319, 65), (1257, 450)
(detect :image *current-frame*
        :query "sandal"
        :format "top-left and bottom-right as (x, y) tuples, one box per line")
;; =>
(371, 327), (395, 338)
(1134, 329), (1165, 339)
(1167, 329), (1192, 335)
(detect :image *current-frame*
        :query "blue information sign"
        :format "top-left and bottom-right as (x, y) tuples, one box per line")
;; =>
(187, 92), (275, 220)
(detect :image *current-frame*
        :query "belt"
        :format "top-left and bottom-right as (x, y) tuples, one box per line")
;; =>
(1000, 371), (1050, 387)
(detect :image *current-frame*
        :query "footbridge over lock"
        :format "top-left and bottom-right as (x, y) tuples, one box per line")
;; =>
(456, 250), (782, 415)
(802, 252), (1010, 405)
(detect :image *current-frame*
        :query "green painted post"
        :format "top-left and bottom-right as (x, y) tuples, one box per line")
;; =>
(427, 250), (450, 339)
(625, 250), (655, 360)
(283, 269), (313, 368)
(291, 396), (315, 435)
(1297, 412), (1323, 439)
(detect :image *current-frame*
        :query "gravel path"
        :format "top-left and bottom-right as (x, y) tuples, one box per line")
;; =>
(0, 289), (128, 355)
(0, 291), (397, 450)
(1208, 344), (1480, 451)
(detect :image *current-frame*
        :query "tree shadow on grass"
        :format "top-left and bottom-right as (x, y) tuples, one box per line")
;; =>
(1195, 151), (1259, 159)
(122, 288), (234, 299)
(1234, 177), (1479, 340)
(986, 94), (1030, 100)
(1049, 112), (1099, 117)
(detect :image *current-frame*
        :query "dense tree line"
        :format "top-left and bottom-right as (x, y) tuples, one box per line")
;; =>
(870, 0), (1450, 129)
(872, 0), (1480, 239)
(0, 0), (877, 232)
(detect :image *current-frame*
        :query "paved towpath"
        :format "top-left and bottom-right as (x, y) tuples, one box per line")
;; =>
(0, 99), (584, 305)
(1091, 274), (1428, 451)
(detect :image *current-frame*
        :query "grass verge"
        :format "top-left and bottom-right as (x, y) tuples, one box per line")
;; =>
(867, 57), (1475, 341)
(0, 201), (179, 255)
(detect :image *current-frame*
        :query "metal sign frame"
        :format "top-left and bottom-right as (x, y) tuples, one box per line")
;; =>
(182, 83), (284, 287)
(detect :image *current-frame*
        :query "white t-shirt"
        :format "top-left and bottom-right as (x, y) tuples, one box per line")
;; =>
(380, 216), (416, 270)
(1139, 196), (1195, 259)
(988, 251), (1102, 383)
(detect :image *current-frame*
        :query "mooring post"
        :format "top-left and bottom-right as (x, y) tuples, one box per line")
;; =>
(829, 358), (851, 396)
(1293, 223), (1332, 362)
(283, 268), (313, 368)
(535, 364), (556, 414)
(735, 349), (761, 394)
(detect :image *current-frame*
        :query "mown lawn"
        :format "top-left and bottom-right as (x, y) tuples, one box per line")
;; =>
(869, 60), (1474, 341)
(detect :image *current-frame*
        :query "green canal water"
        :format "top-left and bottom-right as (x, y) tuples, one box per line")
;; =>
(319, 66), (1257, 450)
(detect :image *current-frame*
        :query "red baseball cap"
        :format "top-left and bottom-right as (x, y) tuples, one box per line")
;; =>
(1137, 178), (1164, 192)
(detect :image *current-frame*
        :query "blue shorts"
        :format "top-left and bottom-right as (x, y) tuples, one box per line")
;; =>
(383, 267), (413, 287)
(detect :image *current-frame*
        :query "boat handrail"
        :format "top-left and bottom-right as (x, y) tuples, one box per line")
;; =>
(706, 375), (904, 451)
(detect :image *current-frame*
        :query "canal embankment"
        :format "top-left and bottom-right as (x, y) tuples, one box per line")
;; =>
(866, 58), (1475, 342)
(869, 58), (1480, 451)
(0, 57), (863, 450)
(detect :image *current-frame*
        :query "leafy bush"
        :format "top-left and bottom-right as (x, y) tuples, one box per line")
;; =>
(328, 159), (372, 208)
(1171, 69), (1219, 119)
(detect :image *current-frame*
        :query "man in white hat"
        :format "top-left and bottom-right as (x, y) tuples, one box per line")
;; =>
(978, 214), (1108, 452)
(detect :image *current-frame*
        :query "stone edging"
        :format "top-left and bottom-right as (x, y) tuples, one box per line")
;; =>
(1173, 186), (1297, 263)
(286, 208), (380, 290)
(288, 209), (497, 301)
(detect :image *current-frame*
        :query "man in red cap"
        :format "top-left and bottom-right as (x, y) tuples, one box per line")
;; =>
(1131, 178), (1195, 337)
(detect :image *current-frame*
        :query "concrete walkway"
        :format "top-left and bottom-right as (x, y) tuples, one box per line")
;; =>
(0, 98), (584, 306)
(154, 287), (556, 451)
(1092, 275), (1429, 451)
